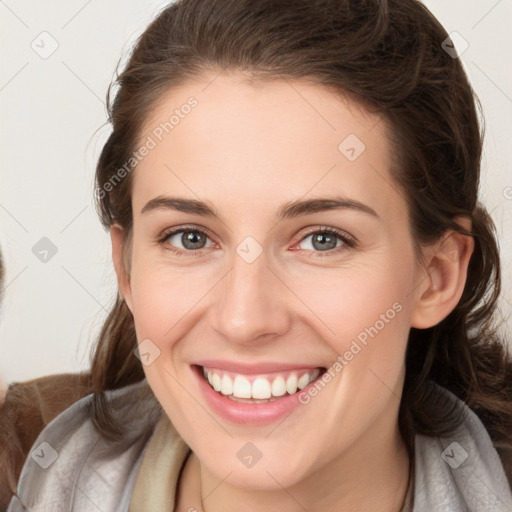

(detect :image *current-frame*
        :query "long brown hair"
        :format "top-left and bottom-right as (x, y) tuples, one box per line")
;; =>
(4, 0), (512, 498)
(91, 0), (512, 454)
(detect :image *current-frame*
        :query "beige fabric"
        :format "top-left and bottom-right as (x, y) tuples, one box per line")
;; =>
(129, 414), (191, 511)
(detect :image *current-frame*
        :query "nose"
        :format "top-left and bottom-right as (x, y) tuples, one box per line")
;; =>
(209, 248), (291, 345)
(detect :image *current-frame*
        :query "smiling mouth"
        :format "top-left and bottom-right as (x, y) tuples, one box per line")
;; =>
(196, 365), (327, 404)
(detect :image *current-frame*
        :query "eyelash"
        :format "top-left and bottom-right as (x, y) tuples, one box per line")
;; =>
(158, 225), (357, 259)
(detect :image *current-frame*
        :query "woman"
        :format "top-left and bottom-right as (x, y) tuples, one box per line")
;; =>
(4, 0), (512, 510)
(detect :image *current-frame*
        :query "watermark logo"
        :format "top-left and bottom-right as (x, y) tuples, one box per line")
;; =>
(338, 134), (366, 162)
(32, 237), (58, 263)
(31, 31), (59, 59)
(237, 442), (263, 468)
(31, 441), (58, 469)
(441, 32), (469, 59)
(441, 442), (468, 469)
(134, 338), (161, 366)
(236, 236), (264, 264)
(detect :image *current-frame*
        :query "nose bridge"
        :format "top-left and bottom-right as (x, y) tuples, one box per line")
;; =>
(210, 243), (290, 343)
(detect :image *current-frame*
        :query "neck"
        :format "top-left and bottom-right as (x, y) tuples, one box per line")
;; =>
(177, 398), (411, 512)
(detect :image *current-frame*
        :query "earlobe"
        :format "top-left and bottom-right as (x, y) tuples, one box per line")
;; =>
(110, 224), (134, 313)
(410, 218), (474, 329)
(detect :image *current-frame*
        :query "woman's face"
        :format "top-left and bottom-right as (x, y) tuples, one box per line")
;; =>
(114, 71), (426, 489)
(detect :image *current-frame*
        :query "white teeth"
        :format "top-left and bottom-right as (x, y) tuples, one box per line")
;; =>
(298, 369), (320, 389)
(202, 367), (322, 400)
(251, 378), (272, 399)
(286, 374), (298, 395)
(211, 373), (221, 392)
(220, 374), (233, 395)
(297, 373), (310, 390)
(233, 375), (252, 398)
(271, 376), (287, 397)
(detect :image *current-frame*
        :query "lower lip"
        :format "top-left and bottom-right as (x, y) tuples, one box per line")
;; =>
(191, 364), (324, 425)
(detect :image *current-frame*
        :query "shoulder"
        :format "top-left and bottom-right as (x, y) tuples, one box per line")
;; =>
(6, 378), (163, 512)
(413, 382), (512, 511)
(0, 372), (92, 509)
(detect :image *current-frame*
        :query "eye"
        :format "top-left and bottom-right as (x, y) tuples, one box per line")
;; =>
(158, 225), (357, 258)
(293, 227), (356, 258)
(159, 226), (214, 256)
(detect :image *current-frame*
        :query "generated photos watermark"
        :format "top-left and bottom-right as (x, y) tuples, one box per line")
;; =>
(298, 301), (403, 405)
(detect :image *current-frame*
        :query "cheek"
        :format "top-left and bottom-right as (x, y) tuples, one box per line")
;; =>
(286, 257), (414, 423)
(296, 259), (413, 422)
(128, 263), (204, 408)
(130, 275), (175, 339)
(128, 248), (211, 342)
(288, 258), (413, 350)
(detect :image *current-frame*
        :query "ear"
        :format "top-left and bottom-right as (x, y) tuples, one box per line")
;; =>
(110, 223), (134, 313)
(410, 216), (474, 329)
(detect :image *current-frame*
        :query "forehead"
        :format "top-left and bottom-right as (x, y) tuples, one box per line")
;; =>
(131, 71), (401, 221)
(139, 71), (385, 145)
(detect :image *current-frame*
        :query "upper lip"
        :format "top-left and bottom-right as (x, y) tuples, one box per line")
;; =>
(193, 360), (325, 374)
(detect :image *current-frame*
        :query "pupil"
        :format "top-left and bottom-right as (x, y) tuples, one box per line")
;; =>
(314, 233), (335, 251)
(183, 231), (205, 250)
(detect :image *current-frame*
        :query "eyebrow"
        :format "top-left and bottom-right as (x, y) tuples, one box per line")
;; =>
(140, 195), (380, 221)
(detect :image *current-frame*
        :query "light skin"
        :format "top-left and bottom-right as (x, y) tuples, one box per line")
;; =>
(111, 70), (474, 511)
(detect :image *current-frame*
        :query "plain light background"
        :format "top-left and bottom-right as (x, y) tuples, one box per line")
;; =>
(0, 0), (511, 385)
